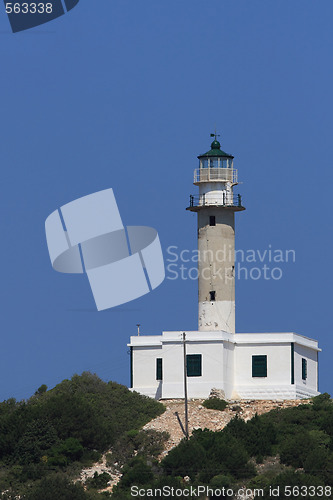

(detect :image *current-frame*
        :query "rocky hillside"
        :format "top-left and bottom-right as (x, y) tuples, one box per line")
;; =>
(75, 396), (308, 494)
(111, 393), (333, 499)
(144, 397), (308, 456)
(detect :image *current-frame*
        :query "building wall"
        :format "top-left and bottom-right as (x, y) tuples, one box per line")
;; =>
(223, 340), (235, 399)
(160, 341), (184, 399)
(162, 339), (225, 399)
(233, 342), (294, 399)
(234, 342), (291, 386)
(131, 344), (162, 399)
(294, 343), (318, 393)
(129, 332), (320, 401)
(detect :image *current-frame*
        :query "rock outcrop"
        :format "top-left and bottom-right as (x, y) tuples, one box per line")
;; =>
(143, 398), (309, 456)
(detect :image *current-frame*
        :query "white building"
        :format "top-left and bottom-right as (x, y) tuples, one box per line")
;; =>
(128, 136), (320, 401)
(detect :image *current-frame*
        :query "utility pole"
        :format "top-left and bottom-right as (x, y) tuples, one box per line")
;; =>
(182, 332), (189, 440)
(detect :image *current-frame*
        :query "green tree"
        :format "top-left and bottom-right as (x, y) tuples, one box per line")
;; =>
(14, 419), (58, 465)
(87, 471), (111, 490)
(119, 457), (154, 488)
(47, 437), (84, 466)
(35, 385), (47, 396)
(24, 474), (88, 500)
(162, 438), (206, 481)
(264, 470), (324, 500)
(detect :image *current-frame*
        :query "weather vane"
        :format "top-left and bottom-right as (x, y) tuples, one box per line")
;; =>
(210, 129), (220, 141)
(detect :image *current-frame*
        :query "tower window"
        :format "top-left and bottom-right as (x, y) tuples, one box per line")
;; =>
(209, 216), (216, 226)
(209, 291), (216, 301)
(252, 355), (267, 377)
(302, 358), (307, 380)
(156, 358), (162, 381)
(187, 354), (202, 377)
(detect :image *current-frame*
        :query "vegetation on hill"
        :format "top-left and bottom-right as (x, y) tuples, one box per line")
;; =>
(1, 376), (332, 500)
(113, 393), (333, 499)
(0, 372), (164, 499)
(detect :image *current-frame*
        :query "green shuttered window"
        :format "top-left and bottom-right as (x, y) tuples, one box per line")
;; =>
(302, 358), (307, 380)
(252, 355), (267, 377)
(291, 343), (295, 385)
(156, 358), (162, 381)
(187, 354), (202, 377)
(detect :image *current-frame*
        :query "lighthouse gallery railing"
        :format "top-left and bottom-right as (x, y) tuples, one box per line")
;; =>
(194, 168), (238, 184)
(189, 193), (243, 208)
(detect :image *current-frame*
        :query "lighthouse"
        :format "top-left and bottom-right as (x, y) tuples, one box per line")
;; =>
(128, 135), (320, 401)
(187, 134), (245, 333)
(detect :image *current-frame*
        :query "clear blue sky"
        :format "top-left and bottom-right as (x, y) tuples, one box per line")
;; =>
(0, 1), (332, 400)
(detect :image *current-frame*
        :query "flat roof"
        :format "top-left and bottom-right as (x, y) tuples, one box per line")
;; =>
(128, 330), (321, 351)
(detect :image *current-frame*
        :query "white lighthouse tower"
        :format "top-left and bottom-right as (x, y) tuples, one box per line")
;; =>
(187, 134), (245, 333)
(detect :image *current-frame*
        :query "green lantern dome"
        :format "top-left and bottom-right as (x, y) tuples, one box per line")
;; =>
(198, 136), (234, 159)
(210, 139), (221, 150)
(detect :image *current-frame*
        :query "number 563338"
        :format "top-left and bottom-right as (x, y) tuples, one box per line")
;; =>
(5, 3), (53, 14)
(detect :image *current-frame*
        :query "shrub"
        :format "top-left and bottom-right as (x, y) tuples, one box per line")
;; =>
(87, 471), (111, 490)
(225, 414), (277, 458)
(312, 393), (331, 410)
(202, 398), (228, 411)
(279, 431), (311, 468)
(47, 437), (84, 466)
(14, 419), (59, 465)
(119, 457), (154, 488)
(24, 474), (87, 500)
(162, 438), (206, 481)
(162, 429), (254, 483)
(112, 429), (169, 466)
(105, 452), (113, 467)
(50, 438), (84, 461)
(35, 385), (47, 396)
(209, 474), (233, 488)
(264, 470), (323, 499)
